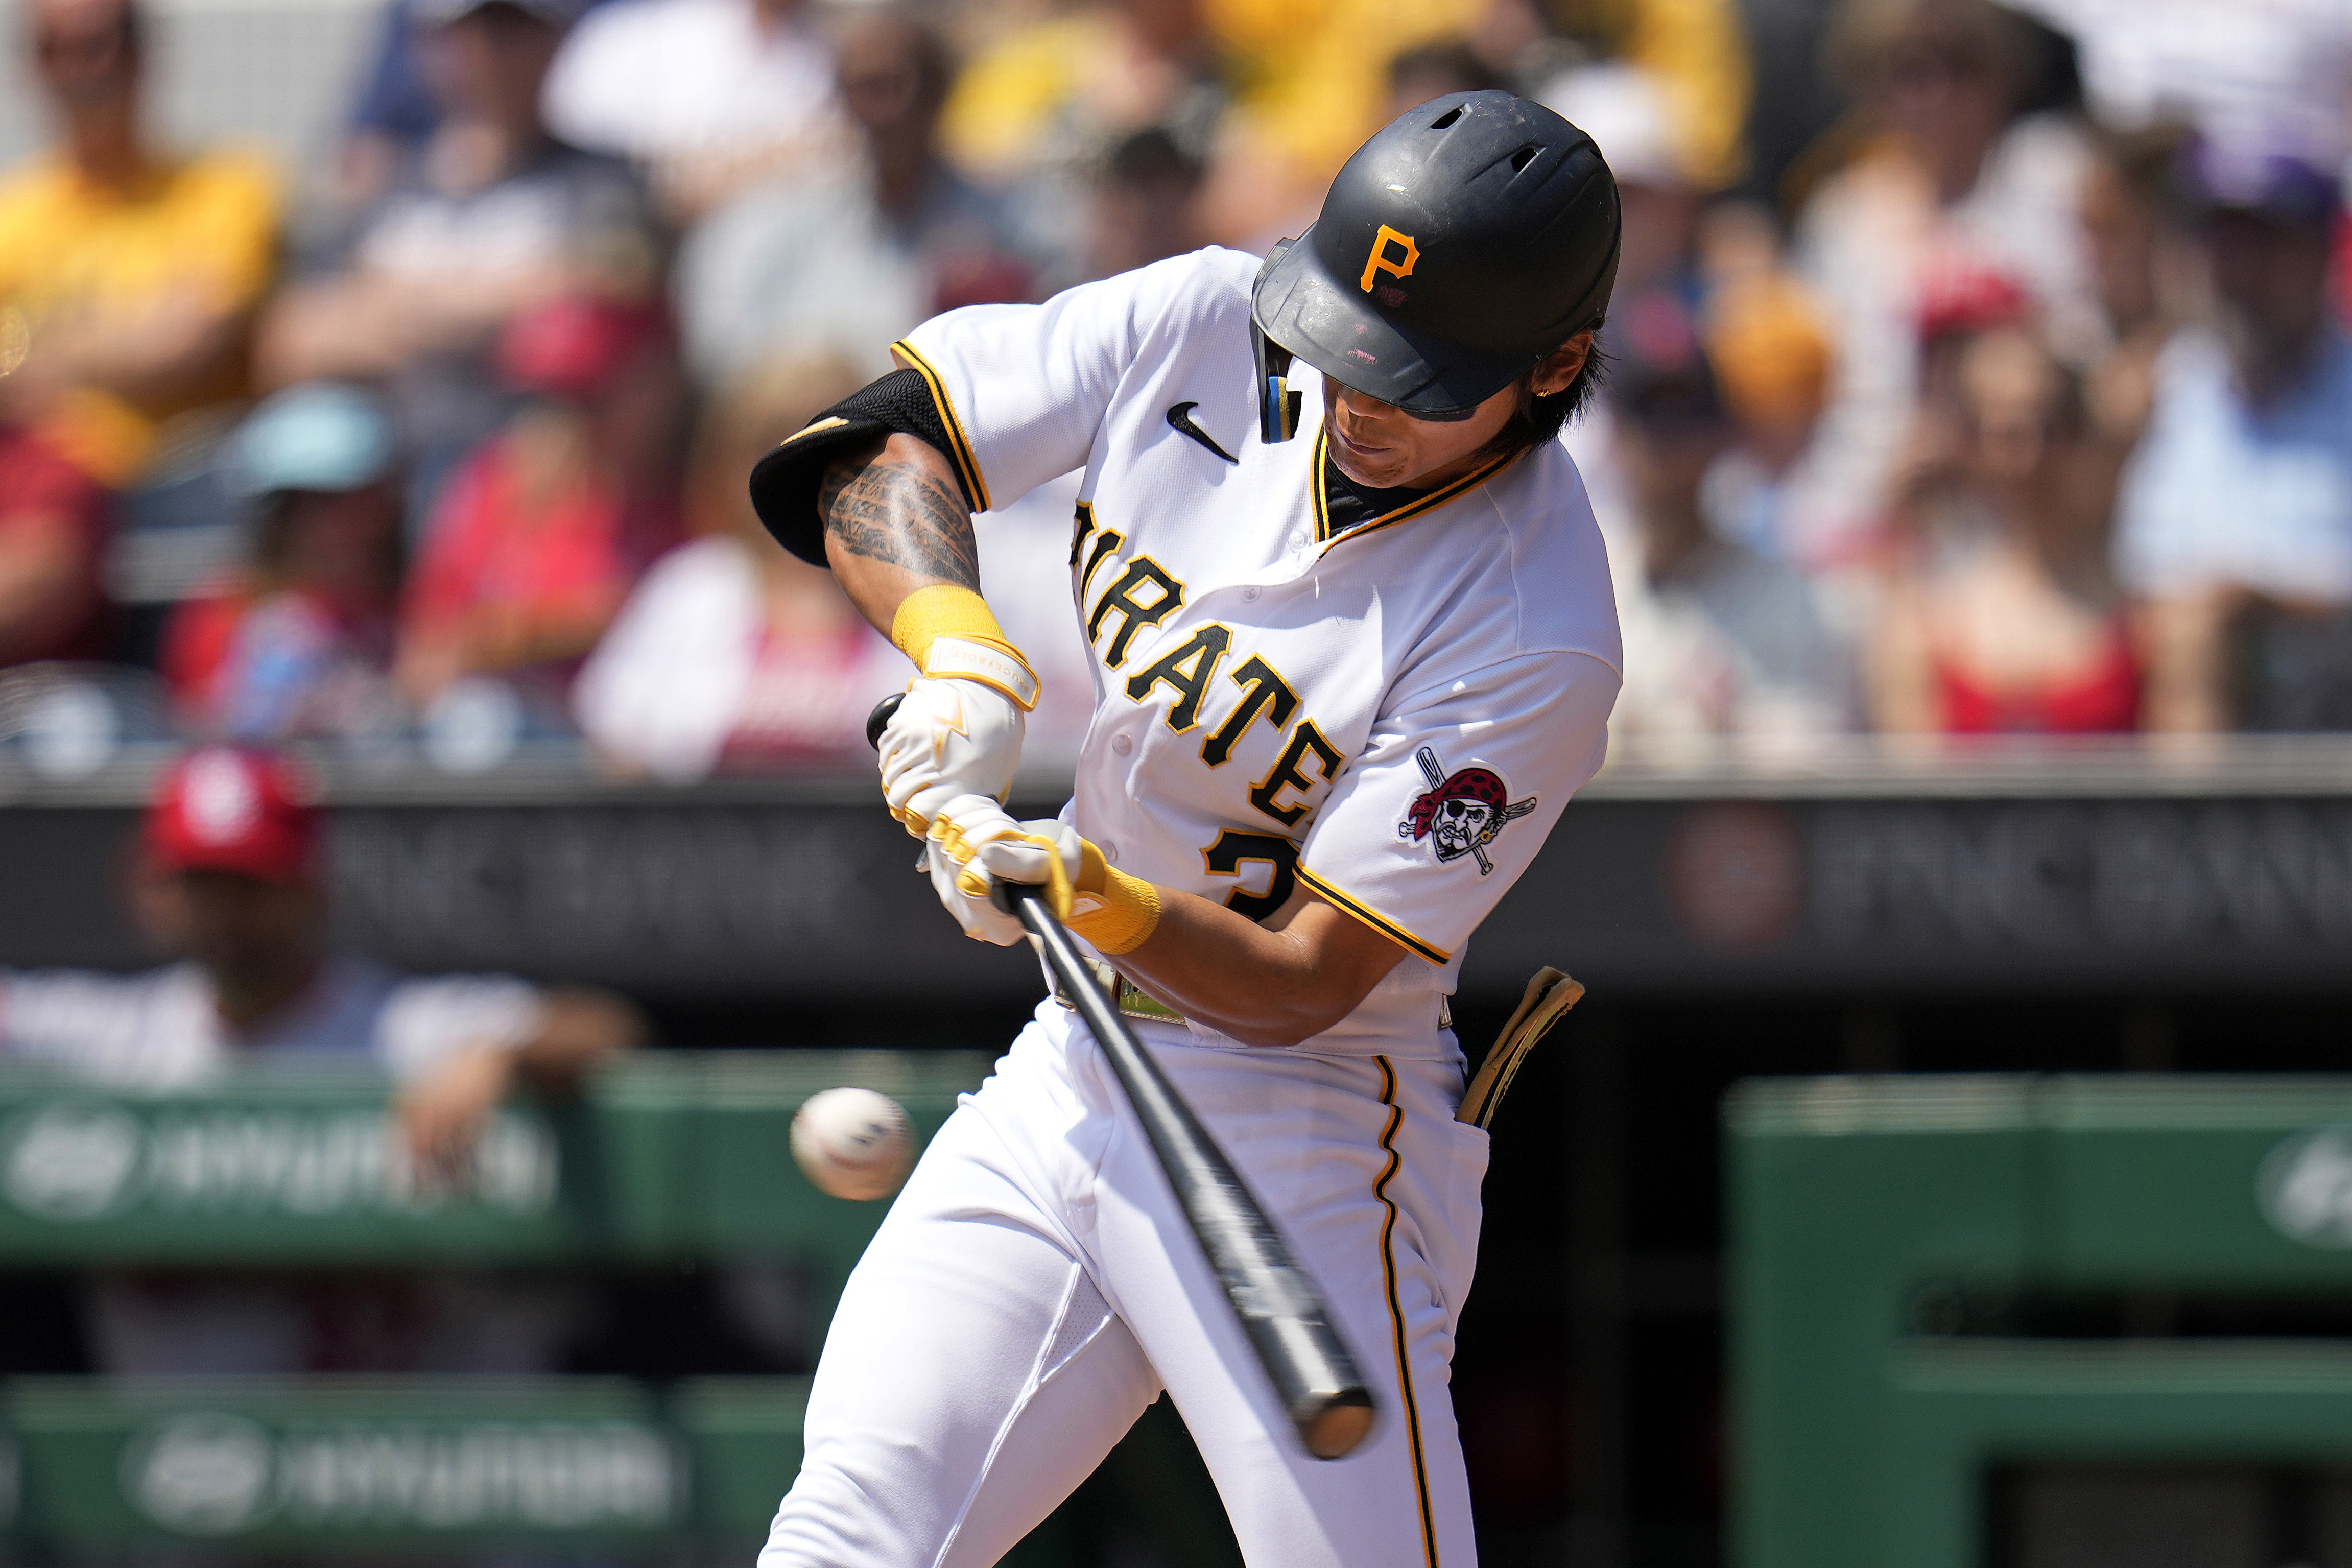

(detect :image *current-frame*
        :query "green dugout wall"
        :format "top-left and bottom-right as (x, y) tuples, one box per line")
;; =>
(0, 1053), (986, 1558)
(1730, 1076), (2352, 1568)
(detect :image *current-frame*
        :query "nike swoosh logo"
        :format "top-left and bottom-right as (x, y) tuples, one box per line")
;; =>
(1166, 402), (1238, 464)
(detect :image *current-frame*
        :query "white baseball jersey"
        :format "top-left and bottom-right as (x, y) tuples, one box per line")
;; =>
(892, 246), (1621, 1053)
(764, 248), (1621, 1568)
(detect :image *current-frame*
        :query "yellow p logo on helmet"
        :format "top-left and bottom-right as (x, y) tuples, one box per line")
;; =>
(1358, 225), (1420, 292)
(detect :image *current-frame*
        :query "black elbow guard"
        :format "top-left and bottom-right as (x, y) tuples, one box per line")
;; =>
(747, 368), (975, 566)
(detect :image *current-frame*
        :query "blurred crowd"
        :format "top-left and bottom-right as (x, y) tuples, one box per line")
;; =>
(1, 0), (2350, 777)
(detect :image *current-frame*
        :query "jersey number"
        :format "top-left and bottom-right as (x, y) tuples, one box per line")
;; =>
(1202, 831), (1299, 921)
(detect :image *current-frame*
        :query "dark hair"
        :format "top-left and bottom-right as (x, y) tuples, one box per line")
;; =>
(1829, 0), (2033, 106)
(1481, 330), (1611, 458)
(2091, 120), (2192, 211)
(1385, 40), (1503, 101)
(1103, 127), (1203, 194)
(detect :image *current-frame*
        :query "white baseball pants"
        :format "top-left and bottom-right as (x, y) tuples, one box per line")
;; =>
(758, 1000), (1489, 1567)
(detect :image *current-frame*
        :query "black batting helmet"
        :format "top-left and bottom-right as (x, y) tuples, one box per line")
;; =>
(1251, 90), (1621, 438)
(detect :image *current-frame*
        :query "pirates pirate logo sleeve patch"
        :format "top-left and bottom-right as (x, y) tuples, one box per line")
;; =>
(1396, 746), (1536, 875)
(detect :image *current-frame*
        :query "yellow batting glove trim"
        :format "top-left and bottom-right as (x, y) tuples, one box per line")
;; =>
(931, 814), (982, 874)
(1066, 839), (1161, 956)
(891, 585), (1040, 710)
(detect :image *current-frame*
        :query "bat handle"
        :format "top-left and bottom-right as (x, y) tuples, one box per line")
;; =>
(866, 692), (906, 752)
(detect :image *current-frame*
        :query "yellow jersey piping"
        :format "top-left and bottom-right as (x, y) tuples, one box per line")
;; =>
(1310, 426), (1517, 545)
(890, 339), (992, 513)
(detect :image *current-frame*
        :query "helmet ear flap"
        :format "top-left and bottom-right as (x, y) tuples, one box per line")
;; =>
(1253, 240), (1304, 444)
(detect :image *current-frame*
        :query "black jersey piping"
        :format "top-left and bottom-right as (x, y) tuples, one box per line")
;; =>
(1372, 1055), (1441, 1567)
(1295, 863), (1452, 964)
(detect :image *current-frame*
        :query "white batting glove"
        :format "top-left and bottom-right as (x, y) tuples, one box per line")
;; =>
(924, 795), (1095, 946)
(923, 794), (1036, 945)
(878, 677), (1026, 837)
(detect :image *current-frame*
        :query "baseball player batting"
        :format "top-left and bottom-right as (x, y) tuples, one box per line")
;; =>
(748, 89), (1622, 1566)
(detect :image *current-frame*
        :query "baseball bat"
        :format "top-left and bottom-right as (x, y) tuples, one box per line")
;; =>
(869, 693), (1376, 1459)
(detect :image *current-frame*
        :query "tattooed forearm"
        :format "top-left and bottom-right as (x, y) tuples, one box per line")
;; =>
(820, 439), (980, 590)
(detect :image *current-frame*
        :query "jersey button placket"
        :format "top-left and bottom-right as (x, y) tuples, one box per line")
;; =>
(1112, 734), (1133, 755)
(1240, 585), (1261, 602)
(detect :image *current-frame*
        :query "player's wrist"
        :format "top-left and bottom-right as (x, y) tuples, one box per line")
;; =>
(1069, 839), (1160, 956)
(892, 585), (1039, 710)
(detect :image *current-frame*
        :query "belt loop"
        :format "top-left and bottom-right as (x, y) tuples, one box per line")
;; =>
(1053, 963), (1187, 1026)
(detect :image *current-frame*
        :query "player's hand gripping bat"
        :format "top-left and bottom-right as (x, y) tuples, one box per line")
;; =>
(868, 693), (1376, 1460)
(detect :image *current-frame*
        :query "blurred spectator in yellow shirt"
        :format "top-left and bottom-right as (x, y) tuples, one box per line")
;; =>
(1528, 0), (1752, 188)
(0, 0), (281, 491)
(1198, 0), (1750, 246)
(944, 0), (1225, 179)
(939, 0), (1226, 288)
(1197, 0), (1483, 246)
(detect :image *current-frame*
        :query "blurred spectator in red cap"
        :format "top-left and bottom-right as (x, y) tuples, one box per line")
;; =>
(0, 748), (643, 1373)
(396, 295), (684, 710)
(260, 0), (658, 531)
(1869, 322), (2137, 732)
(1794, 0), (2100, 564)
(2117, 137), (2352, 730)
(160, 384), (406, 742)
(675, 8), (1035, 385)
(541, 0), (847, 223)
(1, 744), (644, 1181)
(574, 355), (905, 779)
(1910, 256), (2035, 415)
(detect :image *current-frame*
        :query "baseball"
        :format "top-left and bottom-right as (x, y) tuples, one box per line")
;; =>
(790, 1087), (914, 1201)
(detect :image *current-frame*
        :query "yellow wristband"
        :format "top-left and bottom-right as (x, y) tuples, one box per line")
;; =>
(890, 585), (1040, 710)
(1065, 839), (1161, 956)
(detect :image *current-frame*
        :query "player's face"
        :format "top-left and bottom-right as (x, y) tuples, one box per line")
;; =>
(175, 870), (323, 1000)
(1321, 332), (1594, 491)
(1322, 375), (1519, 490)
